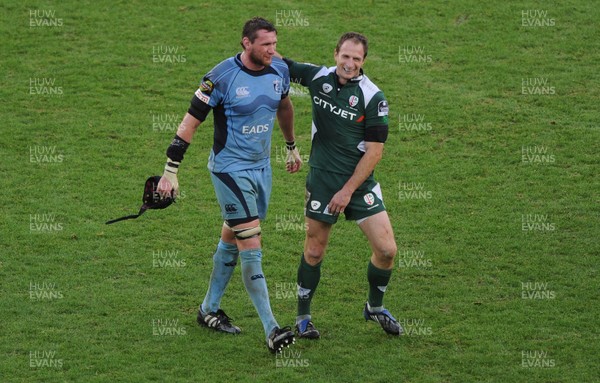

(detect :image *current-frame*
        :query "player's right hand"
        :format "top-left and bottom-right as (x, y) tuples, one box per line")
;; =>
(157, 172), (178, 199)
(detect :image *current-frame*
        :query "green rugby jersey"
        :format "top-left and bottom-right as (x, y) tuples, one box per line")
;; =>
(285, 59), (389, 176)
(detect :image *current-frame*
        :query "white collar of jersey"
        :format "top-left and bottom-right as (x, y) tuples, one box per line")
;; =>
(328, 66), (364, 82)
(350, 69), (364, 82)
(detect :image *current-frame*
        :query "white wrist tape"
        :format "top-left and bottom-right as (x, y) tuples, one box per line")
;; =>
(164, 158), (180, 184)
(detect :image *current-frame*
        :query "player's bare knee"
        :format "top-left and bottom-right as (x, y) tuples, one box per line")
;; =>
(304, 247), (325, 265)
(375, 242), (397, 263)
(236, 237), (261, 251)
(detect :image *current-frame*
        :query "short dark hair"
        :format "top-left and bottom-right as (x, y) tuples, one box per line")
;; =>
(240, 17), (277, 48)
(335, 32), (368, 58)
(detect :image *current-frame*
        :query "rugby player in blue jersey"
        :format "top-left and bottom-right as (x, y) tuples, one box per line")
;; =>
(157, 17), (301, 353)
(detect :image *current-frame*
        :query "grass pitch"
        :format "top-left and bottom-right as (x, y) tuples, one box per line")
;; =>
(1, 1), (598, 382)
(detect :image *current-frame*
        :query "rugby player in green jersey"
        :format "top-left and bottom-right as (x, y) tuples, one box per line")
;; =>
(279, 32), (402, 338)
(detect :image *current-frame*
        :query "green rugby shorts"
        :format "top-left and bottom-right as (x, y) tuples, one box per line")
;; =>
(304, 167), (386, 224)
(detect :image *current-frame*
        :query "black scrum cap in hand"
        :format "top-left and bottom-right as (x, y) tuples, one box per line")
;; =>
(105, 176), (175, 224)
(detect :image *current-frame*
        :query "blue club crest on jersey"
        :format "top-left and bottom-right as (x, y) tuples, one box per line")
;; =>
(273, 79), (283, 94)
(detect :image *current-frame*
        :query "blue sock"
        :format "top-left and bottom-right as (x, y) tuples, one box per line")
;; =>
(201, 240), (239, 314)
(240, 248), (278, 338)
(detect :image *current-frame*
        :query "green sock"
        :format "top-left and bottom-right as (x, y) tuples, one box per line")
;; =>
(297, 253), (321, 317)
(367, 261), (392, 308)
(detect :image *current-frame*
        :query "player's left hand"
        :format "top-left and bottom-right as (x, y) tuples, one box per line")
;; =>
(286, 145), (302, 173)
(328, 188), (352, 215)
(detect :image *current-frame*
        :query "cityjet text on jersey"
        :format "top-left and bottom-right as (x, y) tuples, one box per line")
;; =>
(313, 96), (357, 120)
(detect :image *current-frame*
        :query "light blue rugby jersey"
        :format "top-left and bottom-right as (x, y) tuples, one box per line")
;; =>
(190, 54), (290, 173)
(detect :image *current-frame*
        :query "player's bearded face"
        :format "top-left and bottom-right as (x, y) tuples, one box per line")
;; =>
(246, 30), (277, 67)
(334, 41), (365, 83)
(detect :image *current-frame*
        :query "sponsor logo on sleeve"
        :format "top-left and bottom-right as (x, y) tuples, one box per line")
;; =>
(199, 79), (214, 94)
(194, 89), (211, 104)
(377, 100), (389, 117)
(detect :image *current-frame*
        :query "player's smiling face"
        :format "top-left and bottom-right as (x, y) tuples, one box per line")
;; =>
(243, 29), (277, 70)
(334, 40), (365, 84)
